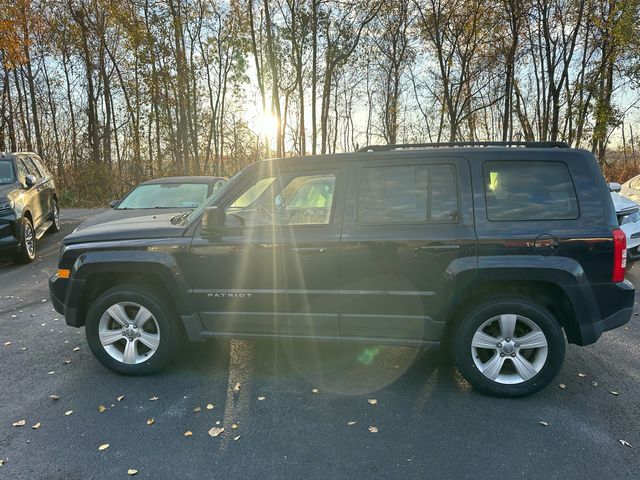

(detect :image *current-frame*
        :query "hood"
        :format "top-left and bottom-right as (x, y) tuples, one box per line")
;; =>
(0, 182), (19, 198)
(610, 192), (639, 215)
(77, 207), (189, 229)
(64, 211), (186, 245)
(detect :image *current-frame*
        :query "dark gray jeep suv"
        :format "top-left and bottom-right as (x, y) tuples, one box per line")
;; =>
(49, 142), (635, 397)
(0, 152), (60, 263)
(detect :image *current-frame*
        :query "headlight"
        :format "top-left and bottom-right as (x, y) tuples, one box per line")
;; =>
(0, 197), (13, 210)
(620, 211), (640, 226)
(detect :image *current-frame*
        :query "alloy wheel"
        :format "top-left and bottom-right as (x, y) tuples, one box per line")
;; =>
(98, 302), (161, 364)
(471, 313), (548, 384)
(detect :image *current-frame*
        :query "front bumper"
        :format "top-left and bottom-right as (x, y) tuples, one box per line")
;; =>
(49, 274), (84, 327)
(0, 210), (19, 255)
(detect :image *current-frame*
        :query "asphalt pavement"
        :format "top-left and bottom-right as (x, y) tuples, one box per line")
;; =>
(0, 209), (639, 479)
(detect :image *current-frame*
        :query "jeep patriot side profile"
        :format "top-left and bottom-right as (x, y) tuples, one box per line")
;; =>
(49, 142), (635, 397)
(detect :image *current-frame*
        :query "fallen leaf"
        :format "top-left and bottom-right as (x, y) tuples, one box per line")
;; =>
(620, 439), (632, 447)
(49, 394), (59, 401)
(193, 406), (201, 412)
(63, 360), (71, 365)
(98, 444), (109, 451)
(234, 435), (241, 441)
(592, 381), (599, 387)
(233, 382), (240, 391)
(368, 425), (378, 433)
(578, 373), (586, 378)
(149, 396), (158, 401)
(73, 347), (80, 352)
(98, 405), (106, 413)
(206, 404), (214, 410)
(127, 469), (138, 476)
(312, 388), (319, 394)
(368, 399), (377, 405)
(231, 424), (238, 429)
(21, 347), (27, 351)
(257, 396), (266, 401)
(48, 371), (55, 375)
(184, 431), (193, 437)
(116, 395), (125, 402)
(12, 419), (26, 427)
(610, 391), (619, 396)
(347, 421), (357, 426)
(3, 341), (11, 346)
(539, 421), (548, 426)
(208, 427), (224, 437)
(0, 459), (4, 466)
(32, 422), (41, 429)
(64, 410), (73, 416)
(558, 384), (566, 389)
(146, 418), (155, 425)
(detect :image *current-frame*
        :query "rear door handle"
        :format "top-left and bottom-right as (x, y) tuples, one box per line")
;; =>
(291, 247), (328, 254)
(417, 244), (460, 251)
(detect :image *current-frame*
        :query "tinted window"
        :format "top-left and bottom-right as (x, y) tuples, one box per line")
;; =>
(16, 160), (28, 183)
(356, 164), (459, 224)
(226, 173), (336, 227)
(0, 160), (15, 184)
(23, 158), (41, 179)
(31, 157), (48, 177)
(117, 183), (210, 209)
(484, 161), (578, 221)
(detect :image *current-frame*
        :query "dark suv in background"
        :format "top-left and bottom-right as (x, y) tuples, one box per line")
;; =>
(49, 142), (634, 397)
(0, 152), (60, 263)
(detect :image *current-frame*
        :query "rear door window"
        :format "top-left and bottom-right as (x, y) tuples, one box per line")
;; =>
(484, 161), (578, 221)
(356, 164), (459, 224)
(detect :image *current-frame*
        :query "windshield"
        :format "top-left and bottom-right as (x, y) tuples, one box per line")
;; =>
(0, 160), (15, 185)
(117, 183), (209, 209)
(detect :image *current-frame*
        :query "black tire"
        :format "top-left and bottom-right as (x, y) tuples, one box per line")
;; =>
(451, 297), (566, 397)
(48, 200), (61, 233)
(85, 285), (181, 375)
(14, 217), (36, 264)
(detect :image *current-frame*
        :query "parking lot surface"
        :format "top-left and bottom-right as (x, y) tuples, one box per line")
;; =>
(0, 210), (639, 479)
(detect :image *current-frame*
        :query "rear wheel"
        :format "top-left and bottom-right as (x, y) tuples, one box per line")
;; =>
(48, 200), (61, 233)
(85, 285), (181, 375)
(451, 297), (565, 397)
(14, 217), (36, 264)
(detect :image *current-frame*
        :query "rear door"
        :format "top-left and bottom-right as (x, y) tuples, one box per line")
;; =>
(30, 155), (55, 218)
(338, 155), (476, 344)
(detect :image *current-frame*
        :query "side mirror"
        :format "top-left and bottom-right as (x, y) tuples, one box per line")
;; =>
(609, 182), (622, 193)
(201, 206), (223, 233)
(24, 174), (36, 188)
(109, 200), (119, 209)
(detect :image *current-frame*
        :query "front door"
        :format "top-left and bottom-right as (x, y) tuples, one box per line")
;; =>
(338, 156), (476, 344)
(185, 162), (346, 338)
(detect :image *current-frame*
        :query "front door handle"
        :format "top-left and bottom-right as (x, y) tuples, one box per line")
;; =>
(417, 244), (460, 251)
(291, 247), (328, 255)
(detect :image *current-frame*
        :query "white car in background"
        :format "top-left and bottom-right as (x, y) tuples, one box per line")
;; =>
(610, 182), (640, 260)
(621, 174), (640, 204)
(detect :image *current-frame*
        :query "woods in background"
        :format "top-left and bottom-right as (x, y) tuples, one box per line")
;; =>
(0, 0), (639, 205)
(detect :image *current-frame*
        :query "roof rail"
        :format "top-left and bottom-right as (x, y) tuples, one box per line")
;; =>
(358, 141), (569, 152)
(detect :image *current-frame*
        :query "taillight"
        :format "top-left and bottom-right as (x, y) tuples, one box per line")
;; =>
(612, 228), (627, 282)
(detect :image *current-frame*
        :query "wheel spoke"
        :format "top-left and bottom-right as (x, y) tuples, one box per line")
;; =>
(138, 331), (160, 351)
(99, 328), (123, 346)
(107, 304), (131, 327)
(472, 331), (499, 349)
(133, 306), (153, 327)
(511, 353), (538, 381)
(481, 354), (505, 381)
(498, 314), (517, 339)
(122, 339), (138, 364)
(516, 331), (547, 349)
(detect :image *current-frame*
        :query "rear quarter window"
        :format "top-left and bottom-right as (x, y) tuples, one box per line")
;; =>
(484, 161), (579, 221)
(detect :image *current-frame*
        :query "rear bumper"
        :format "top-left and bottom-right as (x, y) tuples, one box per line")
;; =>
(49, 274), (84, 327)
(573, 280), (635, 345)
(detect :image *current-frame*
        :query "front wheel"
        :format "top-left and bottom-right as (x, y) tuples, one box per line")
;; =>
(85, 285), (181, 375)
(451, 297), (566, 397)
(14, 218), (36, 264)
